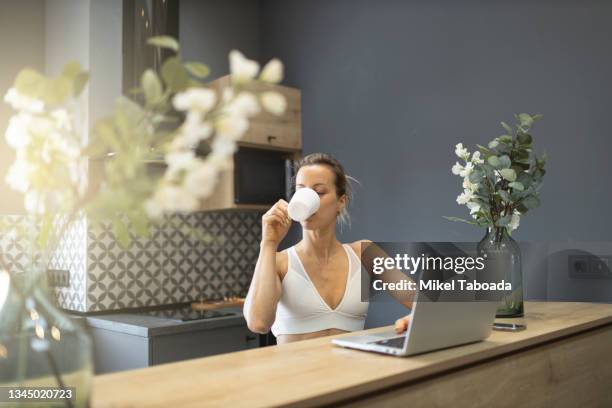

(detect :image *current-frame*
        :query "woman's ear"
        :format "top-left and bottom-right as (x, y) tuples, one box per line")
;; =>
(338, 194), (347, 213)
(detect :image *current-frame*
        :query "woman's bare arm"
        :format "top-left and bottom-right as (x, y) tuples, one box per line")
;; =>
(353, 239), (415, 333)
(243, 199), (291, 333)
(243, 243), (284, 333)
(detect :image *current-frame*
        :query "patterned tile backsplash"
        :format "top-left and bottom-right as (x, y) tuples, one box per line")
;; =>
(0, 212), (262, 312)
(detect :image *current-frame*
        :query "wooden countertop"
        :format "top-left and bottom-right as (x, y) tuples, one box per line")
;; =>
(91, 301), (612, 408)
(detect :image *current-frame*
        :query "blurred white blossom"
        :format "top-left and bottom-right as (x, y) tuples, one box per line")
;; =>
(225, 91), (260, 118)
(148, 184), (200, 214)
(164, 150), (196, 180)
(260, 59), (284, 83)
(260, 91), (287, 115)
(216, 114), (250, 140)
(229, 50), (259, 83)
(211, 137), (237, 159)
(3, 86), (87, 216)
(184, 160), (218, 199)
(174, 112), (212, 149)
(173, 88), (216, 112)
(5, 113), (32, 149)
(4, 88), (44, 113)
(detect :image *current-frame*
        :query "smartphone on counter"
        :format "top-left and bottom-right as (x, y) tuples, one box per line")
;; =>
(493, 322), (527, 332)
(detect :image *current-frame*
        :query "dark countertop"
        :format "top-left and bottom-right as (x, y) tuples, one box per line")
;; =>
(84, 306), (247, 337)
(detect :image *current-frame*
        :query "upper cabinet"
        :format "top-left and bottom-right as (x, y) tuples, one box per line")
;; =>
(207, 75), (302, 151)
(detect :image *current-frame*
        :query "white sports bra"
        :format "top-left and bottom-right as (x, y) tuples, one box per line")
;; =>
(271, 243), (369, 337)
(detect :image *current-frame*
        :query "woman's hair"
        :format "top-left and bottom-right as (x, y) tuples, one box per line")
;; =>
(292, 152), (358, 231)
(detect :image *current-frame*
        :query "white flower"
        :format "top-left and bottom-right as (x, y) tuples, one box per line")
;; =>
(24, 191), (45, 215)
(0, 270), (10, 310)
(175, 111), (212, 148)
(164, 150), (195, 180)
(225, 92), (260, 118)
(5, 159), (31, 192)
(67, 161), (88, 197)
(467, 201), (481, 215)
(451, 162), (463, 175)
(260, 91), (286, 115)
(4, 88), (44, 113)
(211, 137), (237, 159)
(221, 87), (234, 103)
(5, 113), (31, 149)
(259, 59), (284, 83)
(150, 184), (200, 213)
(216, 114), (249, 140)
(462, 177), (479, 192)
(172, 88), (217, 112)
(509, 212), (520, 230)
(488, 140), (499, 149)
(508, 214), (521, 230)
(51, 109), (72, 131)
(471, 150), (484, 164)
(455, 143), (470, 160)
(144, 199), (163, 219)
(458, 162), (474, 178)
(28, 115), (54, 136)
(184, 161), (218, 199)
(229, 50), (260, 83)
(456, 189), (474, 205)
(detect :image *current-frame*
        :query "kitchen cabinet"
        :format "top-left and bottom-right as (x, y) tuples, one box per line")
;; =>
(85, 308), (258, 374)
(207, 74), (302, 151)
(88, 75), (302, 213)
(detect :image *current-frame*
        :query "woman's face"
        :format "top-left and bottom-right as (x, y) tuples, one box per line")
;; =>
(295, 164), (346, 230)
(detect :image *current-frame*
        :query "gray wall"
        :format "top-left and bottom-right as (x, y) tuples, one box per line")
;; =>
(260, 0), (612, 245)
(180, 0), (261, 80)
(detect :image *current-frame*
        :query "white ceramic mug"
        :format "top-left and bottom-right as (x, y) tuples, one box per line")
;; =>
(287, 187), (320, 222)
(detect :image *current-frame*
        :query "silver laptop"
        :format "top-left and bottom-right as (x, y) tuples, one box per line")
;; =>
(332, 296), (498, 357)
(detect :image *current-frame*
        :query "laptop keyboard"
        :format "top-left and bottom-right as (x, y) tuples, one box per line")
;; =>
(371, 336), (406, 348)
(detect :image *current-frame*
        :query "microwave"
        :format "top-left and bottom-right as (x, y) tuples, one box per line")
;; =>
(233, 147), (296, 205)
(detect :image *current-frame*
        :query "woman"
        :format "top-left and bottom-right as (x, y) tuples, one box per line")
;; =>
(243, 153), (411, 344)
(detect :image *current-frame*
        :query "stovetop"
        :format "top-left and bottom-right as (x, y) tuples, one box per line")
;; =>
(137, 305), (237, 322)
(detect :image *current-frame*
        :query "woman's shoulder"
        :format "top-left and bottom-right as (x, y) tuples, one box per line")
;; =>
(348, 239), (373, 257)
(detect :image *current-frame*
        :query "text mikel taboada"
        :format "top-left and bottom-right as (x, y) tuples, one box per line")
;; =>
(370, 253), (512, 292)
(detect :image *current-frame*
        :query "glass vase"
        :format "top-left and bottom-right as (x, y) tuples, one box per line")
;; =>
(476, 226), (524, 317)
(0, 269), (93, 407)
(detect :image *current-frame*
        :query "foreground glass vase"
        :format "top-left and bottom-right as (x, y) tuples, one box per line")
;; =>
(476, 226), (524, 317)
(0, 271), (93, 407)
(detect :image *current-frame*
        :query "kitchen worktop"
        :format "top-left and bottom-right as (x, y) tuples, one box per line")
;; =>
(85, 306), (246, 337)
(91, 301), (612, 407)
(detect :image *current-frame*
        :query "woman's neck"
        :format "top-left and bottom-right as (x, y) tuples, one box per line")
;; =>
(299, 225), (341, 263)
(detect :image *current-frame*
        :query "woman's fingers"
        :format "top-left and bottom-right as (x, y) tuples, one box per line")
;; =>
(268, 211), (290, 226)
(394, 315), (411, 334)
(269, 207), (288, 220)
(264, 213), (288, 227)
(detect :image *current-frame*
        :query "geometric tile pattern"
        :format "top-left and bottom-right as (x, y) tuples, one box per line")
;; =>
(1, 211), (262, 312)
(49, 213), (88, 311)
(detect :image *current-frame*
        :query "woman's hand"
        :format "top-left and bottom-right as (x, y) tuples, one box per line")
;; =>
(261, 199), (291, 246)
(394, 315), (411, 334)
